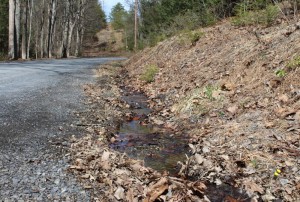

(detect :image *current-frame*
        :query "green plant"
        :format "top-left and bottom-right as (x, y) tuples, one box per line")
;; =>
(264, 4), (279, 25)
(204, 85), (218, 101)
(232, 4), (279, 26)
(287, 56), (300, 69)
(218, 111), (225, 117)
(140, 65), (159, 83)
(251, 159), (258, 168)
(188, 31), (204, 45)
(275, 69), (286, 77)
(178, 30), (204, 45)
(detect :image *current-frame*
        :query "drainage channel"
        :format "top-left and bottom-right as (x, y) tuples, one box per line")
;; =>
(110, 88), (252, 201)
(110, 89), (189, 175)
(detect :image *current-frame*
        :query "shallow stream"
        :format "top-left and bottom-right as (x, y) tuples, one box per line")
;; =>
(110, 89), (252, 201)
(110, 90), (189, 175)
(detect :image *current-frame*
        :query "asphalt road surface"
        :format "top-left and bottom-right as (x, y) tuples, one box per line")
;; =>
(0, 57), (123, 200)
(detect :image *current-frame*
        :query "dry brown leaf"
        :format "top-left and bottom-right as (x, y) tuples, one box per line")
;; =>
(278, 94), (289, 103)
(69, 165), (84, 171)
(81, 174), (90, 179)
(190, 181), (207, 192)
(221, 83), (235, 91)
(227, 105), (238, 115)
(101, 150), (110, 162)
(242, 179), (264, 194)
(294, 110), (300, 121)
(194, 153), (204, 165)
(126, 188), (135, 202)
(114, 186), (125, 200)
(224, 195), (239, 202)
(144, 177), (169, 202)
(296, 183), (300, 190)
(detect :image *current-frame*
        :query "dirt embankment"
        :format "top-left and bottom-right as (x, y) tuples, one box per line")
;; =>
(125, 20), (300, 200)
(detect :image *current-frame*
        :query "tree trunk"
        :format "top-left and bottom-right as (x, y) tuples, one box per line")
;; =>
(75, 26), (80, 57)
(40, 0), (45, 58)
(21, 0), (28, 59)
(75, 0), (86, 57)
(15, 0), (21, 58)
(61, 0), (70, 58)
(47, 0), (57, 58)
(67, 21), (75, 57)
(8, 0), (15, 59)
(27, 0), (33, 58)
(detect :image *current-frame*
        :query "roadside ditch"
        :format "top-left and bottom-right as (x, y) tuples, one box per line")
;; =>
(69, 63), (252, 201)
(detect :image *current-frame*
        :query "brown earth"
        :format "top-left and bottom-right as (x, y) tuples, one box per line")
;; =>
(124, 19), (300, 201)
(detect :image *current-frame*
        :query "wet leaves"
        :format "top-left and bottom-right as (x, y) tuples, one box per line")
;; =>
(70, 65), (213, 201)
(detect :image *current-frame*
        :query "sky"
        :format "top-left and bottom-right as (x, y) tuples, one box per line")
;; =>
(101, 0), (130, 18)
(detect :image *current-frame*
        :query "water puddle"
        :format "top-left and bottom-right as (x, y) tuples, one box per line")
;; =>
(110, 89), (189, 175)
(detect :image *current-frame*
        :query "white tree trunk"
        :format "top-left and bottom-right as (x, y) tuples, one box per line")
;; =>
(21, 0), (29, 59)
(8, 0), (15, 59)
(67, 21), (76, 57)
(75, 0), (86, 57)
(27, 0), (33, 58)
(47, 0), (57, 58)
(15, 0), (21, 58)
(61, 0), (70, 58)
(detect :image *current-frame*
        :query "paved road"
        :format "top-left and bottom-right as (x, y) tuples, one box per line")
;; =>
(0, 57), (123, 200)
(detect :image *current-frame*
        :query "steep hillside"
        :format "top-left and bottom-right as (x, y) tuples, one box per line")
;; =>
(125, 20), (300, 200)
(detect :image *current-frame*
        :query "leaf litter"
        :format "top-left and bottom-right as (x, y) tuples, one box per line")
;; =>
(69, 65), (213, 201)
(124, 20), (300, 201)
(70, 19), (300, 201)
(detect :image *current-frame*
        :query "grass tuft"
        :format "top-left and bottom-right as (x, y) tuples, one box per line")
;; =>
(140, 65), (159, 83)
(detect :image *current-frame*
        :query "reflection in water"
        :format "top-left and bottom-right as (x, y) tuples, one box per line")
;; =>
(110, 92), (189, 175)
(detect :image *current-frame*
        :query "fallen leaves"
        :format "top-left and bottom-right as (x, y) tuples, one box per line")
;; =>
(144, 177), (169, 202)
(242, 179), (264, 195)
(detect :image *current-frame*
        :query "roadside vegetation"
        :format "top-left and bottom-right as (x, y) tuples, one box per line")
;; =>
(108, 0), (299, 51)
(140, 65), (159, 83)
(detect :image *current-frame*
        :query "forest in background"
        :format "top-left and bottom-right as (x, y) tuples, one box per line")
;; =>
(1, 0), (299, 59)
(0, 0), (106, 60)
(110, 0), (299, 50)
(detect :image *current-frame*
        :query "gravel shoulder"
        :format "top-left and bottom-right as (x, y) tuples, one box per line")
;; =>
(0, 58), (122, 201)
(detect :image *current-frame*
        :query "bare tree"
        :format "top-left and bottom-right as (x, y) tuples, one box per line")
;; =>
(47, 0), (57, 58)
(9, 0), (105, 59)
(21, 0), (28, 59)
(9, 0), (15, 59)
(27, 0), (33, 57)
